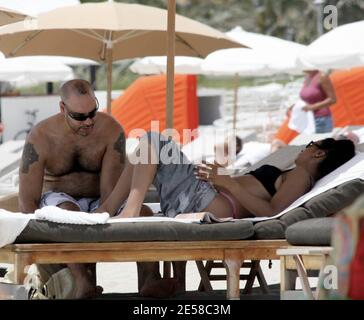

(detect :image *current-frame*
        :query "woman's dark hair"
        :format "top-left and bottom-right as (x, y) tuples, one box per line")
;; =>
(316, 138), (356, 179)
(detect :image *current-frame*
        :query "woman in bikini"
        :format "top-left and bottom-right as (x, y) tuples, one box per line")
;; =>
(95, 132), (354, 298)
(97, 132), (355, 220)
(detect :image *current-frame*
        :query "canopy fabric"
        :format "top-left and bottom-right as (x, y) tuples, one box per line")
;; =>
(201, 48), (270, 76)
(274, 67), (364, 144)
(111, 74), (198, 143)
(0, 0), (80, 15)
(298, 21), (364, 71)
(130, 56), (203, 75)
(0, 56), (74, 86)
(221, 26), (306, 75)
(0, 6), (27, 26)
(0, 2), (243, 62)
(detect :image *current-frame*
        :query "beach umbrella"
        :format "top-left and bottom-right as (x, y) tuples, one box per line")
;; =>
(0, 55), (74, 86)
(0, 0), (80, 16)
(0, 7), (27, 26)
(201, 27), (306, 130)
(226, 26), (305, 75)
(0, 0), (243, 129)
(130, 56), (203, 75)
(298, 21), (364, 71)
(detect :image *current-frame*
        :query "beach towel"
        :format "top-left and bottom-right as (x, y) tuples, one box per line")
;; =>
(288, 99), (315, 134)
(0, 209), (35, 248)
(34, 206), (109, 225)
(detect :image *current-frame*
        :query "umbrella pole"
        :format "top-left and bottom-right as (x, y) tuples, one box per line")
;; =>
(232, 72), (239, 131)
(106, 47), (113, 114)
(166, 0), (176, 133)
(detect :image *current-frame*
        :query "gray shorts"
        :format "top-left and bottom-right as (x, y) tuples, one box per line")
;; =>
(144, 132), (218, 217)
(39, 191), (125, 214)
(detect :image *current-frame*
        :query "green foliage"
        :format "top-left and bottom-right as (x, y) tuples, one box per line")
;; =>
(26, 0), (364, 93)
(80, 0), (364, 44)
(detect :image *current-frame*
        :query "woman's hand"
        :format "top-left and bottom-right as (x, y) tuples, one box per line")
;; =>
(302, 104), (314, 112)
(194, 161), (231, 188)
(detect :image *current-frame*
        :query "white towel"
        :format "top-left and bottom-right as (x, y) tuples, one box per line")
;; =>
(0, 209), (35, 248)
(34, 206), (110, 225)
(245, 152), (364, 222)
(288, 99), (315, 134)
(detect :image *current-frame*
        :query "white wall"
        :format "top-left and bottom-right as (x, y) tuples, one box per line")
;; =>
(1, 95), (60, 142)
(0, 90), (123, 142)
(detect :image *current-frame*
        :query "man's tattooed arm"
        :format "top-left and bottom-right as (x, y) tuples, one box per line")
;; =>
(21, 142), (39, 174)
(113, 131), (126, 164)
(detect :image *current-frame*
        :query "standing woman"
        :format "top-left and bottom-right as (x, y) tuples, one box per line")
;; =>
(300, 69), (337, 133)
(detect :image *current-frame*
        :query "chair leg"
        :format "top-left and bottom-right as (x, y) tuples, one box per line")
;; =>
(0, 267), (7, 278)
(162, 261), (171, 278)
(172, 261), (186, 292)
(256, 263), (269, 294)
(197, 260), (214, 291)
(197, 259), (270, 295)
(293, 255), (314, 300)
(242, 261), (258, 294)
(196, 261), (213, 292)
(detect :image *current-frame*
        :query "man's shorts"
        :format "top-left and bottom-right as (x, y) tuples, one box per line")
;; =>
(39, 191), (125, 214)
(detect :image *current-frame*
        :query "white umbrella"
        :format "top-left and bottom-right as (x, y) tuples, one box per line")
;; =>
(225, 26), (306, 75)
(130, 56), (203, 75)
(201, 48), (270, 76)
(0, 0), (80, 16)
(201, 27), (306, 129)
(298, 21), (364, 71)
(0, 55), (74, 87)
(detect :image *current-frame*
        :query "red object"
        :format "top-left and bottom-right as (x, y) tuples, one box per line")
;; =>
(348, 220), (364, 299)
(110, 74), (199, 144)
(0, 122), (4, 133)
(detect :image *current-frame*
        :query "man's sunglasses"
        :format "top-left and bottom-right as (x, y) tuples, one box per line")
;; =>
(63, 99), (99, 121)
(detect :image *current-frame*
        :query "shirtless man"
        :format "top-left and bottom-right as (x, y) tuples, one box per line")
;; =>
(19, 79), (126, 299)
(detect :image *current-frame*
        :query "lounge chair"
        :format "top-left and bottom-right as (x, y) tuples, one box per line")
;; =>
(1, 145), (364, 299)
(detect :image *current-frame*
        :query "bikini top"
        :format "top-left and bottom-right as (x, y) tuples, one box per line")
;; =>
(247, 165), (287, 197)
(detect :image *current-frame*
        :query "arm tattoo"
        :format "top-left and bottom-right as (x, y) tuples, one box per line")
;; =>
(21, 142), (39, 174)
(113, 132), (126, 164)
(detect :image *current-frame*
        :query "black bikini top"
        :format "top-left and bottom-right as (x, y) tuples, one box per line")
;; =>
(247, 165), (286, 197)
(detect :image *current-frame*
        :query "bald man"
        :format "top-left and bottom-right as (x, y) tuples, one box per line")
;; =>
(18, 79), (125, 298)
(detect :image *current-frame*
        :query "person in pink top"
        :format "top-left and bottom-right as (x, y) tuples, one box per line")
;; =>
(300, 69), (337, 133)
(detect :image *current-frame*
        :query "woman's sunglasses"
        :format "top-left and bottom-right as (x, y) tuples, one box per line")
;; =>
(63, 99), (99, 121)
(305, 141), (321, 149)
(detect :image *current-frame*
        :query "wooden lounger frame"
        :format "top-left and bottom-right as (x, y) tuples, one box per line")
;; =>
(0, 193), (291, 299)
(0, 239), (288, 300)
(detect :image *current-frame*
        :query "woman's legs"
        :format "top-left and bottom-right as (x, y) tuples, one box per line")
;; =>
(119, 138), (158, 218)
(97, 157), (134, 215)
(98, 138), (159, 216)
